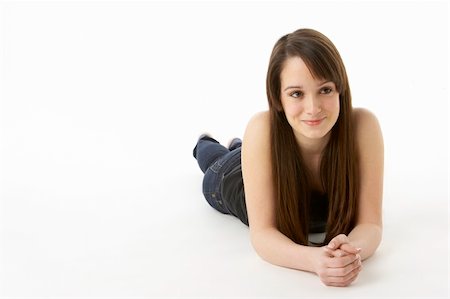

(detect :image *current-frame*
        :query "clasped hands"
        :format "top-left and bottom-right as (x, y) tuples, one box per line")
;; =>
(314, 234), (362, 287)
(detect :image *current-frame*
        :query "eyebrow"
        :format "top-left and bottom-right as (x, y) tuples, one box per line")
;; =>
(283, 80), (332, 92)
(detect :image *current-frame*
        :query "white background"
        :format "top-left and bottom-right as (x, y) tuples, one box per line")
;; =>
(0, 0), (448, 297)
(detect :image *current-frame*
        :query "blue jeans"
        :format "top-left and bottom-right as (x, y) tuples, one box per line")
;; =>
(193, 136), (242, 214)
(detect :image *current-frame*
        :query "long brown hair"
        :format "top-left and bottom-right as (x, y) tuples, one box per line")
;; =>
(266, 28), (359, 245)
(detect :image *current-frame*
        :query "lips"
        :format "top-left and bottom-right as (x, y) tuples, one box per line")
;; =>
(303, 117), (325, 126)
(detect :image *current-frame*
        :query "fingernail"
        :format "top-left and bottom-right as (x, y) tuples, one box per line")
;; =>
(328, 243), (335, 249)
(356, 247), (362, 252)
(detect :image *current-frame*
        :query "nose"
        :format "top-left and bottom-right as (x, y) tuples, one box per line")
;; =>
(304, 95), (322, 115)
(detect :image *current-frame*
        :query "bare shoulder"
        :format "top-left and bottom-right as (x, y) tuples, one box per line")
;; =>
(243, 111), (271, 151)
(352, 108), (384, 148)
(246, 110), (270, 133)
(243, 110), (271, 160)
(352, 107), (381, 130)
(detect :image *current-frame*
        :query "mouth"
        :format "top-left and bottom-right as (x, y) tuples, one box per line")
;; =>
(302, 117), (325, 126)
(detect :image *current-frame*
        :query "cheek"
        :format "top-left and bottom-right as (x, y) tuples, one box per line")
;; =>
(281, 99), (303, 117)
(324, 97), (340, 114)
(326, 98), (340, 127)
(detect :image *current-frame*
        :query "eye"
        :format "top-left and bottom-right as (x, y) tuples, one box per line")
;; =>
(290, 90), (304, 98)
(320, 87), (333, 94)
(320, 86), (333, 94)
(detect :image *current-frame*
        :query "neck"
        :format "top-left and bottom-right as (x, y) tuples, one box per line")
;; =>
(295, 132), (331, 157)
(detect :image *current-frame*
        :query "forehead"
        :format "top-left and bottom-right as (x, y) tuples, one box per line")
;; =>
(280, 56), (323, 87)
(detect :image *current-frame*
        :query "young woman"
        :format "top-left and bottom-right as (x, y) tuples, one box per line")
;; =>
(192, 28), (384, 287)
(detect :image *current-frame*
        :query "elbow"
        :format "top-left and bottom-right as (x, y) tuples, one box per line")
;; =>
(249, 229), (274, 264)
(372, 223), (383, 246)
(250, 231), (267, 261)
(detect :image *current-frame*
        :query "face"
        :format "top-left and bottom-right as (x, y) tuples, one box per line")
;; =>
(280, 56), (340, 149)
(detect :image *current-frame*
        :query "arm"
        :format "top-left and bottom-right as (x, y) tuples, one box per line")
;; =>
(348, 224), (382, 261)
(351, 108), (384, 260)
(332, 109), (384, 260)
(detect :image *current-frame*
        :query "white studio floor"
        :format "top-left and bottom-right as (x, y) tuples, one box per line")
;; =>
(0, 1), (449, 298)
(0, 140), (448, 298)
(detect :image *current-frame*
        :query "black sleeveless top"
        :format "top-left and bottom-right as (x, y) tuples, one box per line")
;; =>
(221, 164), (328, 233)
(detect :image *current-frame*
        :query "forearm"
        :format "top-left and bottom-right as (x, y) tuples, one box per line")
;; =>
(250, 227), (317, 272)
(348, 223), (382, 260)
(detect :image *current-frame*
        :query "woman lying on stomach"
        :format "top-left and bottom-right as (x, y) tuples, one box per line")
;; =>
(193, 28), (384, 287)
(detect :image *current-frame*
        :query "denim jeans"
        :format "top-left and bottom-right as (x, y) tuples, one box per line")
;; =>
(193, 136), (242, 214)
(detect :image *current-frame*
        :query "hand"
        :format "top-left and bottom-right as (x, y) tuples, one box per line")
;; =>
(326, 234), (362, 256)
(313, 235), (362, 287)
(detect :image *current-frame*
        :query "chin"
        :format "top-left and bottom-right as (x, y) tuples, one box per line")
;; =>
(305, 132), (329, 139)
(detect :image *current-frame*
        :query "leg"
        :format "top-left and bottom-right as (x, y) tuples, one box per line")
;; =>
(228, 138), (242, 151)
(200, 144), (241, 215)
(193, 135), (230, 173)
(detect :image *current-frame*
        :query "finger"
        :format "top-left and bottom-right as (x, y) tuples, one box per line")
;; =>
(327, 234), (349, 250)
(327, 254), (360, 268)
(323, 248), (348, 258)
(342, 270), (360, 286)
(326, 256), (362, 277)
(340, 243), (362, 255)
(323, 264), (362, 287)
(340, 263), (362, 285)
(325, 269), (360, 287)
